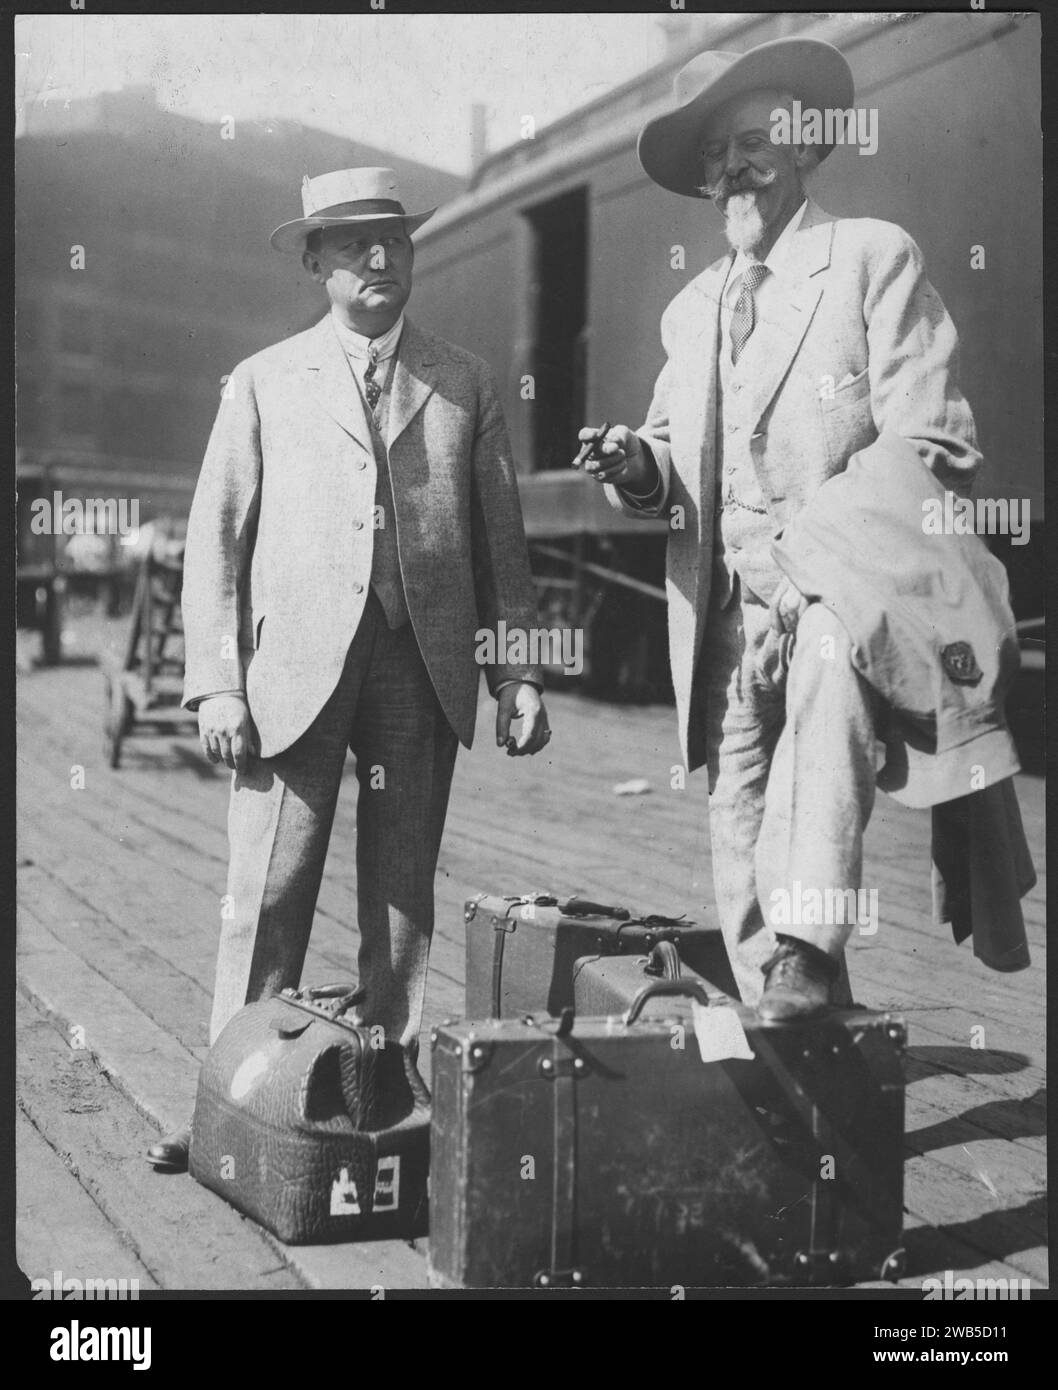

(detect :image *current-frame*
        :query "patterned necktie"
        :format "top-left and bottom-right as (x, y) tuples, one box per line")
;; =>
(363, 344), (382, 413)
(730, 262), (770, 364)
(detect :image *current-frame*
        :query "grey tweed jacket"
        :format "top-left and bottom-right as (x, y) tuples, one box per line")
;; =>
(181, 314), (543, 757)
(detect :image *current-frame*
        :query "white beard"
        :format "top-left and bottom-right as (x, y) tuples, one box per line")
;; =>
(721, 191), (768, 254)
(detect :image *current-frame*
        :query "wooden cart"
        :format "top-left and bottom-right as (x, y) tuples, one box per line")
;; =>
(101, 528), (197, 768)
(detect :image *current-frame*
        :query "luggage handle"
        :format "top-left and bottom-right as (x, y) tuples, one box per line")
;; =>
(560, 895), (631, 921)
(496, 892), (633, 920)
(305, 984), (365, 1016)
(644, 940), (681, 981)
(272, 986), (367, 1031)
(302, 983), (359, 1003)
(624, 977), (711, 1024)
(614, 914), (695, 939)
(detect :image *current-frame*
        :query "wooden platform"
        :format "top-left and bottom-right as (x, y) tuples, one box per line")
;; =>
(15, 609), (1047, 1293)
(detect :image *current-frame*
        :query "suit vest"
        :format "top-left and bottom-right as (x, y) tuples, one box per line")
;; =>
(713, 275), (785, 607)
(354, 365), (410, 630)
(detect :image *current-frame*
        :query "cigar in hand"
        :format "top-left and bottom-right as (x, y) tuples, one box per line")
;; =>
(572, 421), (612, 469)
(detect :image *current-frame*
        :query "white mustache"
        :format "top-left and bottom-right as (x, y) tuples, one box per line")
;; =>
(698, 167), (778, 202)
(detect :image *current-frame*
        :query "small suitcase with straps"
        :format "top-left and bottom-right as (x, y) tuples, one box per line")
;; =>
(189, 983), (430, 1245)
(464, 889), (737, 1017)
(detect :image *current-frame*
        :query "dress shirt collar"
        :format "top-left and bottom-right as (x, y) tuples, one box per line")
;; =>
(331, 310), (405, 362)
(728, 197), (809, 292)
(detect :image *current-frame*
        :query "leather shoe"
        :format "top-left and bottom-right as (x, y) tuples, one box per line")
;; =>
(146, 1125), (191, 1172)
(758, 938), (837, 1022)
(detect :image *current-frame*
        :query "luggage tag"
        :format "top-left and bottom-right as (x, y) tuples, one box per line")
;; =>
(690, 1000), (755, 1064)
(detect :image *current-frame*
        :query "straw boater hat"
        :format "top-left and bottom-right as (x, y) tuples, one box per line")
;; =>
(269, 167), (437, 254)
(637, 38), (855, 198)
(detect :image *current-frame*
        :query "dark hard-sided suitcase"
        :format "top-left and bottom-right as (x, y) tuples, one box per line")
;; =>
(464, 890), (737, 1017)
(572, 938), (734, 1012)
(428, 986), (907, 1289)
(189, 984), (430, 1245)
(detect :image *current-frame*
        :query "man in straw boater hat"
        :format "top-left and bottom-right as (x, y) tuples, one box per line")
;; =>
(148, 169), (550, 1169)
(578, 38), (1000, 1019)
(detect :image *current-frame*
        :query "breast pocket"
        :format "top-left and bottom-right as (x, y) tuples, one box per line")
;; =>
(821, 366), (870, 411)
(818, 367), (876, 470)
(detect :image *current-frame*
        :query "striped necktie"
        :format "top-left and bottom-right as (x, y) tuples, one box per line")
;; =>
(363, 344), (382, 413)
(730, 262), (770, 364)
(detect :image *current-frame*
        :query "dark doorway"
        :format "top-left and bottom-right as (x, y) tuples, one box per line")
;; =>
(525, 187), (588, 471)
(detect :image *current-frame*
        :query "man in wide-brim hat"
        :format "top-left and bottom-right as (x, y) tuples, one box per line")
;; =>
(578, 38), (1012, 1018)
(149, 168), (550, 1170)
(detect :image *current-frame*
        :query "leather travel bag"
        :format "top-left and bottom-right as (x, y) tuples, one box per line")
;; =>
(189, 984), (430, 1245)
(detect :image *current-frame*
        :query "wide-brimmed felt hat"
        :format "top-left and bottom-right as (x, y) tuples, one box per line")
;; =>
(638, 38), (855, 198)
(270, 167), (437, 254)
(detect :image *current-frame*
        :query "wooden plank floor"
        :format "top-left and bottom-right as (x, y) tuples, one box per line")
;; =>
(15, 608), (1047, 1292)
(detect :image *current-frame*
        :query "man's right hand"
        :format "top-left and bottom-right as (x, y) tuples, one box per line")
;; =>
(199, 695), (260, 773)
(577, 424), (655, 493)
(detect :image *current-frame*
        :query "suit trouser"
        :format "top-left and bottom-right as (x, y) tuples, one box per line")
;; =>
(699, 576), (879, 1006)
(209, 592), (459, 1048)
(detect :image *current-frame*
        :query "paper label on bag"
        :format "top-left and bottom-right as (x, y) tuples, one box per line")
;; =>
(373, 1155), (401, 1212)
(329, 1168), (362, 1215)
(690, 1001), (755, 1063)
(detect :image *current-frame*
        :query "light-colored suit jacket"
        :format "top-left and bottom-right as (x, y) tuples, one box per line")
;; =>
(606, 199), (982, 771)
(181, 314), (543, 758)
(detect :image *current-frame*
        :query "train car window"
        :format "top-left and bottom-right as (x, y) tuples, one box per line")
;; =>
(525, 186), (588, 471)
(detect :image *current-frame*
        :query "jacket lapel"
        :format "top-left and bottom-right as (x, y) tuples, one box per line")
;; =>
(688, 253), (731, 460)
(744, 201), (835, 429)
(677, 254), (731, 637)
(303, 315), (373, 457)
(387, 319), (437, 449)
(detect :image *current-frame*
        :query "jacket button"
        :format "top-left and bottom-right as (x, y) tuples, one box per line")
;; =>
(353, 582), (364, 595)
(726, 421), (739, 434)
(357, 459), (368, 470)
(352, 520), (364, 531)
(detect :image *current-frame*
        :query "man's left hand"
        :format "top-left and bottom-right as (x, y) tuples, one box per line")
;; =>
(496, 683), (551, 757)
(769, 580), (809, 635)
